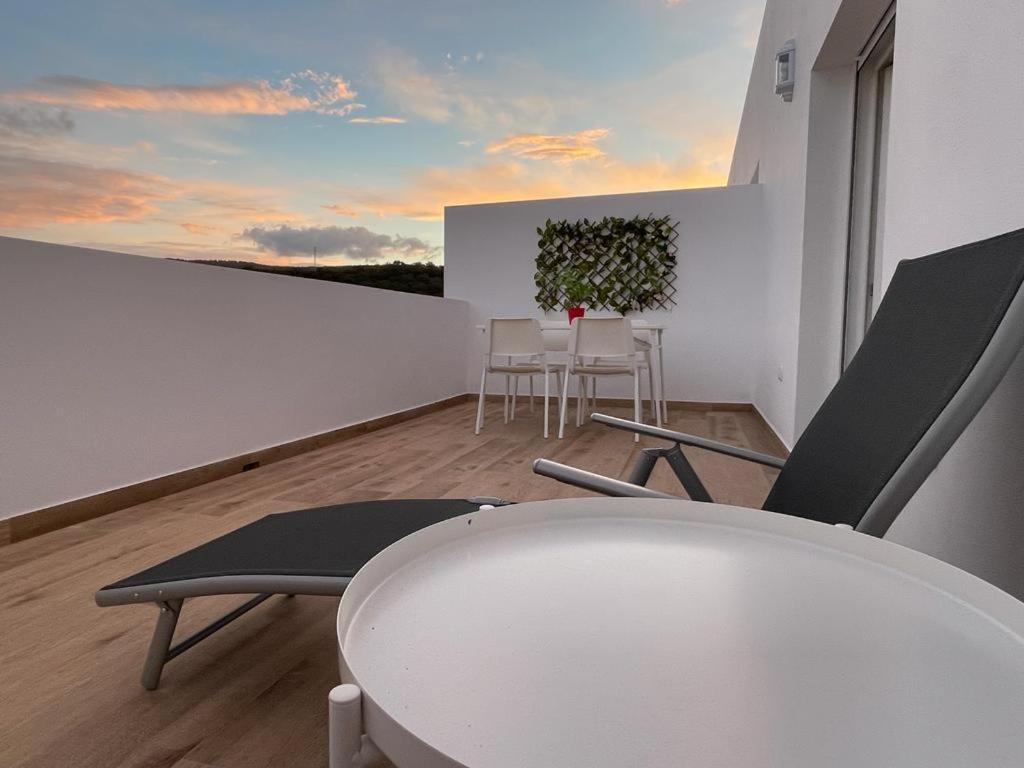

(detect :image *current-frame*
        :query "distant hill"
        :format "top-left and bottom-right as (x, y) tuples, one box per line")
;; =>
(177, 259), (444, 297)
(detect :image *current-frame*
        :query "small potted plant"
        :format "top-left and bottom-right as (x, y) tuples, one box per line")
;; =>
(558, 268), (591, 323)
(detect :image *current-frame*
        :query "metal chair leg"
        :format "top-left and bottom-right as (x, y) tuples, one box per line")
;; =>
(475, 369), (487, 434)
(628, 449), (660, 486)
(664, 445), (713, 502)
(141, 599), (183, 690)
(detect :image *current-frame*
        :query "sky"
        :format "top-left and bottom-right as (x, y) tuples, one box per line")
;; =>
(0, 0), (764, 265)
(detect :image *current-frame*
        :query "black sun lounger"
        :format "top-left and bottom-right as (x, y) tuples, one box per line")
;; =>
(96, 497), (507, 689)
(536, 227), (1024, 538)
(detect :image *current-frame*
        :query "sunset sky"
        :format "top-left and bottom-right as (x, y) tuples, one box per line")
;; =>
(0, 0), (764, 265)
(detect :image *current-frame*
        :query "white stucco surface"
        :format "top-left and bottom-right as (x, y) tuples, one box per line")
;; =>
(731, 0), (1024, 598)
(0, 237), (469, 520)
(444, 185), (768, 407)
(875, 0), (1024, 599)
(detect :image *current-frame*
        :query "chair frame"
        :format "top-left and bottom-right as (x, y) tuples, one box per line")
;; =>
(559, 317), (644, 441)
(476, 318), (562, 439)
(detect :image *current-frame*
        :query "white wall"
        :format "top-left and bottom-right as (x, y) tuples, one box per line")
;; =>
(444, 185), (767, 406)
(731, 0), (1024, 598)
(877, 0), (1024, 599)
(727, 0), (848, 445)
(0, 237), (469, 520)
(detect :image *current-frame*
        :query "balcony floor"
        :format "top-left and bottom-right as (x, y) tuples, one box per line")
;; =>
(0, 399), (783, 768)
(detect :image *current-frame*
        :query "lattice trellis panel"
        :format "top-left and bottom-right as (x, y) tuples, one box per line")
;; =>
(534, 214), (678, 314)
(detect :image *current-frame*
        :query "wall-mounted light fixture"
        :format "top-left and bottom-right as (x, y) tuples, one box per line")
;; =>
(775, 39), (795, 102)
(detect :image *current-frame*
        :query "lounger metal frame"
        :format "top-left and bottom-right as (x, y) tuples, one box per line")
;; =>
(97, 497), (508, 689)
(96, 576), (357, 690)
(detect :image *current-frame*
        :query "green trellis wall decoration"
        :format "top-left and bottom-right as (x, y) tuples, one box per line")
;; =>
(534, 214), (679, 314)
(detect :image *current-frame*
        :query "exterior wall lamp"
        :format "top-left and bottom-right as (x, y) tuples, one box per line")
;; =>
(775, 38), (796, 102)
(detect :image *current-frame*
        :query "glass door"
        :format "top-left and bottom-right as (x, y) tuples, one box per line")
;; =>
(843, 15), (895, 368)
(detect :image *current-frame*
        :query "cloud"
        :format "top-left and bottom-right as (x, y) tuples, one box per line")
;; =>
(183, 179), (299, 223)
(0, 155), (174, 227)
(0, 153), (298, 229)
(5, 71), (357, 116)
(486, 128), (609, 163)
(239, 224), (440, 262)
(372, 50), (453, 123)
(348, 116), (406, 124)
(180, 221), (218, 236)
(322, 204), (360, 217)
(339, 132), (734, 221)
(370, 47), (567, 132)
(0, 106), (74, 138)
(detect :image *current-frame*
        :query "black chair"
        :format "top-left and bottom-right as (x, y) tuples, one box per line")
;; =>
(534, 227), (1024, 537)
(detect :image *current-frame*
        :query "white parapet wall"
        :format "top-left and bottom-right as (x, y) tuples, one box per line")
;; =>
(0, 237), (469, 520)
(444, 184), (768, 409)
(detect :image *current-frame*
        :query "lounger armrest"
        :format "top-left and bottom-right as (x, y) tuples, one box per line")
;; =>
(532, 459), (680, 499)
(591, 413), (787, 469)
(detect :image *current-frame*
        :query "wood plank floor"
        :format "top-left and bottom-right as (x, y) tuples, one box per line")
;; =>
(0, 400), (783, 768)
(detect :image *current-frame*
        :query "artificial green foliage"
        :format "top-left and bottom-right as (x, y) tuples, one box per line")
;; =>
(534, 214), (678, 314)
(556, 267), (592, 307)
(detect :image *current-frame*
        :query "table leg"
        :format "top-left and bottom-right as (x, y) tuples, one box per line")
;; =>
(329, 684), (363, 768)
(657, 329), (668, 424)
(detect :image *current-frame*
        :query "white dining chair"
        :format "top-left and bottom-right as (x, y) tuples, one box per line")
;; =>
(575, 337), (658, 427)
(476, 318), (562, 439)
(559, 317), (642, 441)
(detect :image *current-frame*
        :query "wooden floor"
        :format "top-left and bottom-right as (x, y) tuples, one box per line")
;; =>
(0, 400), (783, 768)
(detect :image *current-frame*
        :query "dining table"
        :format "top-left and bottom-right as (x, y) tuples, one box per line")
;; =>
(475, 319), (669, 426)
(329, 497), (1024, 768)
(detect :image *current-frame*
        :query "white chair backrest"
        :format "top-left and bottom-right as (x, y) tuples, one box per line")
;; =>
(569, 317), (635, 359)
(543, 328), (570, 353)
(488, 318), (545, 357)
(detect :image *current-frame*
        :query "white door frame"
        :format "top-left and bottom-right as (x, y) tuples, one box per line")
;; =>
(842, 7), (896, 368)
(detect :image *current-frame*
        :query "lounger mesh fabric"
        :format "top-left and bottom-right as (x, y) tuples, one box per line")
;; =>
(100, 498), (481, 590)
(763, 228), (1024, 526)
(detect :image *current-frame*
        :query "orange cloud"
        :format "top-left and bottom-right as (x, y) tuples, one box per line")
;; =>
(323, 204), (360, 217)
(179, 221), (218, 235)
(6, 72), (356, 116)
(341, 133), (733, 221)
(183, 179), (300, 223)
(0, 156), (174, 226)
(348, 116), (406, 124)
(0, 155), (299, 229)
(486, 128), (609, 163)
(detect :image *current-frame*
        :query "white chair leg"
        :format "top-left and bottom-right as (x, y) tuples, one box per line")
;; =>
(576, 376), (584, 427)
(329, 684), (363, 768)
(633, 371), (641, 442)
(511, 376), (518, 421)
(647, 364), (657, 423)
(503, 376), (510, 424)
(558, 369), (571, 438)
(529, 375), (535, 412)
(475, 369), (487, 434)
(591, 378), (597, 408)
(543, 370), (550, 439)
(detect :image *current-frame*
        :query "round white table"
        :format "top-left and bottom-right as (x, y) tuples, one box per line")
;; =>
(332, 498), (1024, 768)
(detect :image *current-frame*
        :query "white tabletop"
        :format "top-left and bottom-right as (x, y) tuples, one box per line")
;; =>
(475, 319), (667, 331)
(337, 498), (1024, 768)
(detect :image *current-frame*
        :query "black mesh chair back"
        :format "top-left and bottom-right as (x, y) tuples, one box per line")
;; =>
(763, 228), (1024, 535)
